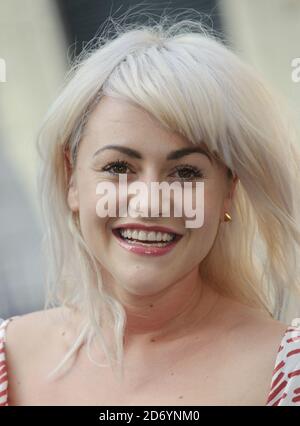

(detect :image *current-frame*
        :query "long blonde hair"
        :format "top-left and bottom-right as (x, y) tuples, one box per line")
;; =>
(36, 9), (300, 382)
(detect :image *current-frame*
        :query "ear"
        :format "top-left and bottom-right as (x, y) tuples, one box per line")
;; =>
(221, 173), (239, 219)
(67, 177), (79, 212)
(227, 173), (239, 200)
(64, 147), (79, 212)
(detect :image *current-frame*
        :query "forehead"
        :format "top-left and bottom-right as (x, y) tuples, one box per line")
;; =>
(82, 95), (213, 158)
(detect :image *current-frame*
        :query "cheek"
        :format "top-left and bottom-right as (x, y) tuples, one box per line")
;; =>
(191, 192), (222, 246)
(76, 177), (110, 248)
(202, 181), (224, 223)
(204, 197), (221, 228)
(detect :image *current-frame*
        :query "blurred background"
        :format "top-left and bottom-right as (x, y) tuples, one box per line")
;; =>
(0, 0), (300, 321)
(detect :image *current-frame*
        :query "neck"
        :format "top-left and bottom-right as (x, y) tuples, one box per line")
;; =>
(103, 268), (220, 347)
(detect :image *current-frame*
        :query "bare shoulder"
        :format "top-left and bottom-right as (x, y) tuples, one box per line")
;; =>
(5, 306), (76, 405)
(221, 298), (290, 403)
(5, 306), (73, 353)
(223, 297), (289, 353)
(236, 312), (289, 362)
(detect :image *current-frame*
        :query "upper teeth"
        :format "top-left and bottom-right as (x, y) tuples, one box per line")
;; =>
(119, 229), (175, 242)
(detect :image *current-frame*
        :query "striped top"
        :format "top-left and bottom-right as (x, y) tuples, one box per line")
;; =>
(1, 316), (300, 406)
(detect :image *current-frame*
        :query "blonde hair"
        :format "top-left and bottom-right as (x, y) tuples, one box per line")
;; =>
(36, 8), (300, 382)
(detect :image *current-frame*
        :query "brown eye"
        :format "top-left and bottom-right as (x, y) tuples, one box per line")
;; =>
(171, 165), (204, 180)
(101, 159), (132, 175)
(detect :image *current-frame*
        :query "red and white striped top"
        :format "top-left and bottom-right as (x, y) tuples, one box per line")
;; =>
(1, 315), (300, 406)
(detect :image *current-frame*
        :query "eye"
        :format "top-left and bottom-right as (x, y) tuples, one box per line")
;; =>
(170, 165), (204, 180)
(100, 159), (133, 175)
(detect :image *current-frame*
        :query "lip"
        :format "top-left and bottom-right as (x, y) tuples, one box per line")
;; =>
(112, 223), (183, 236)
(112, 227), (183, 256)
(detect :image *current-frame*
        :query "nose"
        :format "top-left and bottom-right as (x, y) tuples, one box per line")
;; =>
(126, 173), (177, 220)
(127, 180), (161, 218)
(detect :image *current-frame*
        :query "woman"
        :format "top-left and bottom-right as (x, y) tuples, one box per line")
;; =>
(1, 14), (300, 406)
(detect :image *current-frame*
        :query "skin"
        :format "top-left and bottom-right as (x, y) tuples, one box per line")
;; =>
(4, 95), (290, 405)
(66, 94), (239, 349)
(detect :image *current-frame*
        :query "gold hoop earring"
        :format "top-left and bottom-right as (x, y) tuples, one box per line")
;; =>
(224, 212), (232, 222)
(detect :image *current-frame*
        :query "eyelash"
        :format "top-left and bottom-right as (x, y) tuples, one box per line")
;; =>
(101, 159), (132, 175)
(172, 164), (204, 180)
(100, 159), (204, 180)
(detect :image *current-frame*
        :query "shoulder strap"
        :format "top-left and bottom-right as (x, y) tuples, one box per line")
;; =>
(266, 325), (300, 405)
(0, 316), (21, 406)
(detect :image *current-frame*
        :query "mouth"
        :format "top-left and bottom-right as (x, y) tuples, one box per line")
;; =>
(111, 228), (183, 256)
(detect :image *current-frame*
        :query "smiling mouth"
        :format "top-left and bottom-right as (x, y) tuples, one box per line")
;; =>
(112, 228), (182, 247)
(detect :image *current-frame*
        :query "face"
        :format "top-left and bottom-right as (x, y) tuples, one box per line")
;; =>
(66, 95), (238, 299)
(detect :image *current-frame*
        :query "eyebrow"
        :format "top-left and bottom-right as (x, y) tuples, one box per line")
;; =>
(93, 144), (213, 163)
